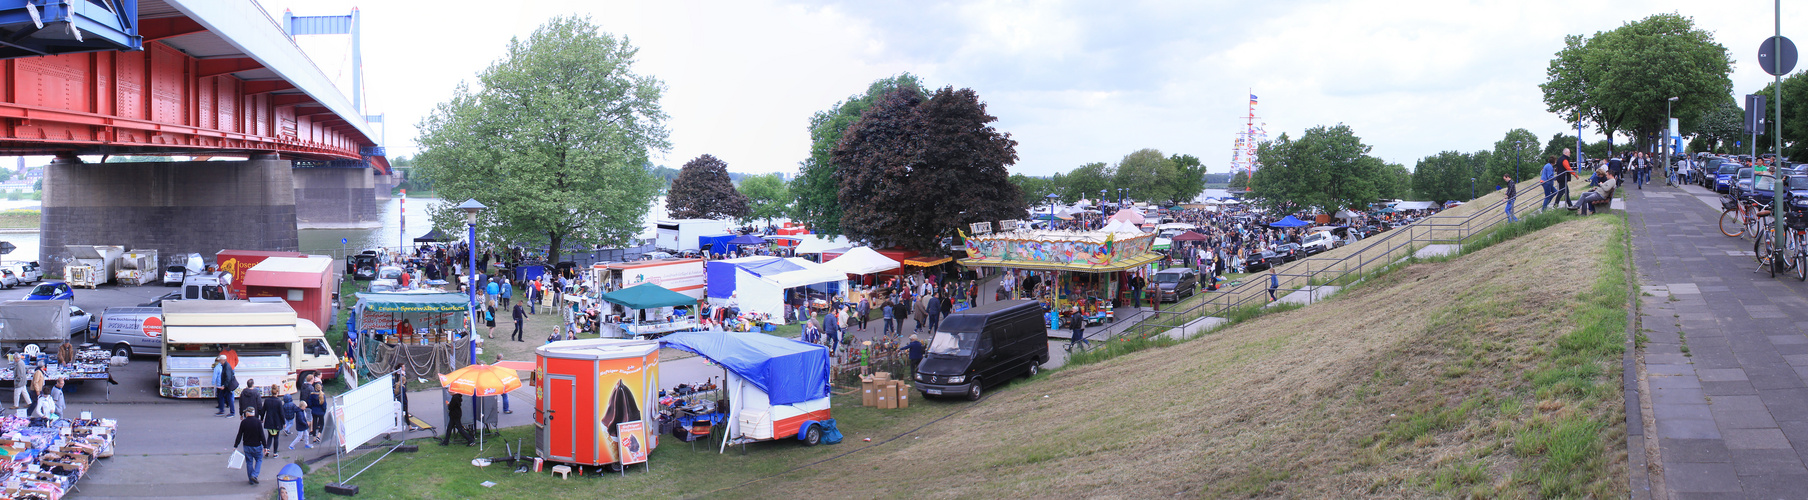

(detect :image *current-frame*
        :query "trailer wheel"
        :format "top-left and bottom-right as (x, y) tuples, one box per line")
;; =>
(803, 425), (822, 446)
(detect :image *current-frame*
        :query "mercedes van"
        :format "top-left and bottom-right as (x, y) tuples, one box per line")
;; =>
(914, 300), (1049, 401)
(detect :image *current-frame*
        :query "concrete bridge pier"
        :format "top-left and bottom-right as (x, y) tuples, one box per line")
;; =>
(40, 157), (300, 276)
(292, 166), (380, 228)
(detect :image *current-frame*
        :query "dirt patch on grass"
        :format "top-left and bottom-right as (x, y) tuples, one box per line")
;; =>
(731, 216), (1625, 498)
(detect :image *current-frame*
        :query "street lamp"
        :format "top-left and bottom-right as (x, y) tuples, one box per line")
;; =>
(1045, 193), (1059, 226)
(1666, 96), (1679, 186)
(1514, 140), (1523, 183)
(1470, 177), (1476, 201)
(457, 198), (486, 365)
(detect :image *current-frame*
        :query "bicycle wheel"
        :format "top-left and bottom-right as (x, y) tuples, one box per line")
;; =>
(1758, 227), (1777, 276)
(1795, 233), (1807, 281)
(1721, 209), (1745, 237)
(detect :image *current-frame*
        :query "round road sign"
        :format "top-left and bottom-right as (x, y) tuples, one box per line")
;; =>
(1760, 36), (1798, 76)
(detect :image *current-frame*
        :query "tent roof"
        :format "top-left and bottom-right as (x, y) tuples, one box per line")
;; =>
(726, 234), (768, 246)
(792, 235), (852, 254)
(1393, 201), (1438, 210)
(1269, 215), (1310, 228)
(660, 331), (829, 406)
(354, 292), (473, 313)
(413, 228), (450, 242)
(1170, 230), (1209, 242)
(719, 256), (846, 289)
(1109, 208), (1145, 224)
(822, 246), (900, 275)
(598, 283), (696, 310)
(1100, 219), (1144, 233)
(245, 256), (332, 288)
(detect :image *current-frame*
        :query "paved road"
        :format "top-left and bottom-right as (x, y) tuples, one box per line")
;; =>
(1628, 182), (1808, 499)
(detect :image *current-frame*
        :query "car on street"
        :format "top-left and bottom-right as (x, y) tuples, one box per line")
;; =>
(1716, 163), (1741, 193)
(1245, 251), (1282, 272)
(25, 282), (72, 301)
(161, 265), (187, 286)
(0, 269), (17, 289)
(1151, 268), (1199, 302)
(1274, 243), (1304, 262)
(8, 263), (39, 284)
(67, 305), (90, 337)
(1300, 231), (1336, 255)
(1735, 167), (1756, 198)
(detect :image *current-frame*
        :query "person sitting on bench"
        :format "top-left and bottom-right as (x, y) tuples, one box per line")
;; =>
(1572, 166), (1617, 216)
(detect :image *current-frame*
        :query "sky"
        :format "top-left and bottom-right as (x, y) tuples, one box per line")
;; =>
(252, 0), (1808, 177)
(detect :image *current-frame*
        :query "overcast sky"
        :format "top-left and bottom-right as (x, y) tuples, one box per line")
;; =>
(254, 0), (1808, 176)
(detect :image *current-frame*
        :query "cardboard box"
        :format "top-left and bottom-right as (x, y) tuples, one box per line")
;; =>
(874, 372), (891, 382)
(877, 381), (895, 409)
(861, 376), (875, 407)
(898, 384), (910, 408)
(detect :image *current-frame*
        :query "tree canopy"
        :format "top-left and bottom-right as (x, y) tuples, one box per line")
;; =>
(738, 173), (790, 226)
(1540, 13), (1732, 153)
(1247, 124), (1385, 213)
(1485, 128), (1541, 182)
(791, 74), (924, 236)
(666, 154), (748, 220)
(1753, 73), (1808, 160)
(1112, 149), (1178, 203)
(413, 16), (665, 265)
(833, 86), (1024, 254)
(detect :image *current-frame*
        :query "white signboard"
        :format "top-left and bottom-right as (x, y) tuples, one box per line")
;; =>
(333, 373), (402, 453)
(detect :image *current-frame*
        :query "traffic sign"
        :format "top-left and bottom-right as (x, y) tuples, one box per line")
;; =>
(0, 242), (16, 255)
(1760, 36), (1798, 76)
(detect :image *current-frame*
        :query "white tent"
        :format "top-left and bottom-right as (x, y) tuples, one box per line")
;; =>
(1109, 208), (1146, 224)
(1155, 222), (1197, 230)
(706, 256), (848, 323)
(1335, 209), (1361, 220)
(822, 246), (900, 275)
(793, 235), (853, 254)
(1101, 219), (1145, 234)
(1393, 201), (1438, 210)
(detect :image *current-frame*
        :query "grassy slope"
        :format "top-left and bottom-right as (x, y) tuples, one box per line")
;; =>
(732, 215), (1628, 498)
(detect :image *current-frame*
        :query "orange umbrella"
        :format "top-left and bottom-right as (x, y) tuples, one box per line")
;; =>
(439, 364), (522, 397)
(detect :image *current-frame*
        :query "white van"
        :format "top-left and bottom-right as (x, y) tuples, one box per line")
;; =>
(157, 300), (340, 398)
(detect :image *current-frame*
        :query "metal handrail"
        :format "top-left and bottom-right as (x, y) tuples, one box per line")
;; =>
(1114, 179), (1555, 340)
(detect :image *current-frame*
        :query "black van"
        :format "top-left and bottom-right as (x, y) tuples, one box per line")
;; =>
(914, 300), (1049, 401)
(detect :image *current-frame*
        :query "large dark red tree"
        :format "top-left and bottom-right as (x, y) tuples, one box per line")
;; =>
(666, 154), (749, 220)
(833, 86), (1025, 254)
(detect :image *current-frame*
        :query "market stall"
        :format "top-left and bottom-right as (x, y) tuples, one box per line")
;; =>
(957, 227), (1164, 321)
(704, 257), (846, 326)
(0, 346), (113, 400)
(0, 413), (117, 499)
(597, 283), (700, 339)
(821, 246), (900, 277)
(533, 339), (660, 469)
(350, 292), (475, 382)
(660, 331), (833, 452)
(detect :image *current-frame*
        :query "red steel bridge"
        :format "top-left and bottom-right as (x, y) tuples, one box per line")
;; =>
(0, 0), (388, 173)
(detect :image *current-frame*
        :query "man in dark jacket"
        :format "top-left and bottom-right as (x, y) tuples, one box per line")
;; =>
(511, 304), (526, 342)
(905, 335), (925, 380)
(232, 407), (265, 485)
(214, 355), (238, 416)
(260, 390), (284, 457)
(925, 294), (942, 332)
(440, 393), (474, 446)
(1503, 174), (1518, 223)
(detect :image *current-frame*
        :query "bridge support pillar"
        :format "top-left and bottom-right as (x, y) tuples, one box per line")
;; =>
(372, 172), (393, 201)
(293, 167), (380, 229)
(40, 159), (299, 277)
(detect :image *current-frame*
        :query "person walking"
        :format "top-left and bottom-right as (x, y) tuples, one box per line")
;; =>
(484, 305), (497, 339)
(824, 309), (841, 351)
(1267, 267), (1281, 302)
(925, 293), (943, 333)
(232, 407), (266, 485)
(1067, 307), (1089, 350)
(1503, 174), (1518, 223)
(12, 354), (29, 410)
(912, 295), (927, 333)
(306, 375), (327, 443)
(1555, 149), (1577, 209)
(1129, 273), (1145, 308)
(1540, 156), (1557, 211)
(855, 296), (870, 332)
(905, 334), (925, 380)
(498, 277), (512, 308)
(881, 300), (895, 336)
(511, 304), (526, 342)
(286, 401), (313, 450)
(260, 388), (284, 458)
(440, 393), (474, 446)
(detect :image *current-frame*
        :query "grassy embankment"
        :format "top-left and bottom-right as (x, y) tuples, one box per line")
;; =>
(302, 210), (1631, 498)
(0, 209), (38, 229)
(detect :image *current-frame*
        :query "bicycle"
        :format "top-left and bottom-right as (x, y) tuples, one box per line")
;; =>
(1720, 197), (1770, 238)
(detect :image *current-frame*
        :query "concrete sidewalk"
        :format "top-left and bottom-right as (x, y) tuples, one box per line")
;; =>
(1627, 183), (1808, 499)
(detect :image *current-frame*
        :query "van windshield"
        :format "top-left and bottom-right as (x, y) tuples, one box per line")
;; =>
(927, 331), (976, 356)
(1152, 273), (1180, 283)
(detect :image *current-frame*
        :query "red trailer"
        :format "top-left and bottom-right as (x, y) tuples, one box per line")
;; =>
(216, 249), (309, 300)
(534, 339), (662, 468)
(243, 256), (337, 330)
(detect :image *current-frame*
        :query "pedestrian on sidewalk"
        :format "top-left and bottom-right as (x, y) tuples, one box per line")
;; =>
(511, 304), (526, 342)
(286, 401), (313, 450)
(232, 407), (265, 485)
(1067, 307), (1089, 350)
(484, 305), (497, 339)
(260, 388), (283, 458)
(881, 300), (895, 336)
(912, 295), (927, 333)
(499, 277), (512, 308)
(1267, 267), (1280, 302)
(1503, 174), (1518, 223)
(1540, 156), (1557, 211)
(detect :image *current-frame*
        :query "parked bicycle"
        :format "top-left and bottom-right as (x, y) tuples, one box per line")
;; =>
(1720, 195), (1771, 238)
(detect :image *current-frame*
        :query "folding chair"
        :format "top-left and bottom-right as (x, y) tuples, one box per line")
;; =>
(690, 419), (712, 451)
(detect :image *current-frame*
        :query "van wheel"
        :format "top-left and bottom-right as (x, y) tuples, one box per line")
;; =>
(1027, 362), (1040, 378)
(803, 425), (822, 446)
(110, 344), (130, 359)
(966, 380), (983, 401)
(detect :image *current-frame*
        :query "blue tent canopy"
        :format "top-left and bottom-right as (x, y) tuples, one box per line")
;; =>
(1269, 215), (1310, 228)
(661, 331), (829, 406)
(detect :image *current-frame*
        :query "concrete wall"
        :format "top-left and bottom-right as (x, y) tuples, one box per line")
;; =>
(41, 159), (299, 276)
(372, 172), (393, 201)
(292, 167), (379, 228)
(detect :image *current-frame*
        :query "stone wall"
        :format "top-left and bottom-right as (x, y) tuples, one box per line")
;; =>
(292, 167), (379, 228)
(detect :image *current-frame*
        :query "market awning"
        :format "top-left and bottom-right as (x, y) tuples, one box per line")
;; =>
(598, 283), (696, 310)
(822, 246), (901, 275)
(165, 325), (300, 344)
(354, 292), (474, 313)
(957, 251), (1161, 273)
(1170, 231), (1209, 242)
(793, 235), (853, 254)
(660, 331), (829, 406)
(902, 256), (952, 267)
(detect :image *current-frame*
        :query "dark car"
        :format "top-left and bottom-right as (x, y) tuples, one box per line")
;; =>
(1716, 163), (1741, 193)
(1735, 167), (1756, 198)
(1274, 243), (1304, 262)
(25, 282), (73, 301)
(1151, 268), (1199, 302)
(1245, 251), (1281, 272)
(914, 300), (1048, 401)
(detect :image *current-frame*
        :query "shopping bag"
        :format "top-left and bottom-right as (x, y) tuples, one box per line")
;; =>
(227, 449), (245, 469)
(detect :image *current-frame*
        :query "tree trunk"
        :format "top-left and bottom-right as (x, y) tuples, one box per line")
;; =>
(547, 232), (564, 268)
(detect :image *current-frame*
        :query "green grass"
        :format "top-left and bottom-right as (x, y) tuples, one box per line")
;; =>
(0, 209), (38, 229)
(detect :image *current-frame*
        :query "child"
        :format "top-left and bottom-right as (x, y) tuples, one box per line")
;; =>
(287, 401), (313, 450)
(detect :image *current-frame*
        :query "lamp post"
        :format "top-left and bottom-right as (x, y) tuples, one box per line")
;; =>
(1666, 96), (1679, 186)
(1470, 177), (1476, 201)
(1045, 193), (1059, 226)
(1514, 140), (1523, 183)
(457, 198), (486, 365)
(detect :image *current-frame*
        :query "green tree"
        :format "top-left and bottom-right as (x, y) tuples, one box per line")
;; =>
(1377, 162), (1412, 201)
(791, 74), (924, 236)
(1486, 129), (1541, 182)
(1165, 153), (1208, 203)
(1062, 162), (1110, 202)
(666, 154), (748, 219)
(1543, 133), (1580, 163)
(833, 86), (1024, 253)
(1751, 72), (1808, 161)
(1541, 13), (1733, 153)
(1228, 170), (1249, 190)
(1112, 149), (1177, 203)
(414, 16), (666, 265)
(1692, 98), (1743, 154)
(1248, 124), (1384, 213)
(1010, 174), (1059, 206)
(737, 173), (790, 227)
(1411, 151), (1470, 203)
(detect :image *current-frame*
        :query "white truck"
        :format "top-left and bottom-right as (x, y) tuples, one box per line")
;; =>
(157, 300), (341, 398)
(654, 219), (731, 253)
(116, 249), (161, 285)
(65, 245), (125, 288)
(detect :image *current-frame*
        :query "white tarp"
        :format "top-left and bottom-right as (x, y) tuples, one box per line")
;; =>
(1393, 201), (1438, 210)
(762, 258), (848, 289)
(1101, 220), (1145, 234)
(792, 235), (852, 254)
(823, 247), (900, 275)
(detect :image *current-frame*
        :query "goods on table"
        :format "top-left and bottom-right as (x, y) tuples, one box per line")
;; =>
(0, 347), (111, 383)
(0, 415), (116, 500)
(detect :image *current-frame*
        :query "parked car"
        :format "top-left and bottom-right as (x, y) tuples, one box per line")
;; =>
(914, 300), (1048, 401)
(1274, 243), (1304, 262)
(90, 306), (163, 357)
(162, 265), (187, 286)
(0, 269), (17, 289)
(1715, 163), (1741, 193)
(25, 282), (72, 301)
(1152, 268), (1199, 302)
(1300, 231), (1337, 255)
(67, 305), (90, 337)
(1735, 167), (1756, 198)
(1245, 251), (1281, 272)
(9, 263), (39, 284)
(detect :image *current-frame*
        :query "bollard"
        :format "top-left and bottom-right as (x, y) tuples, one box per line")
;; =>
(277, 463), (305, 500)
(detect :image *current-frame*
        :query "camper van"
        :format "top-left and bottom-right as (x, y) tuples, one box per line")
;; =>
(913, 300), (1049, 401)
(158, 300), (340, 398)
